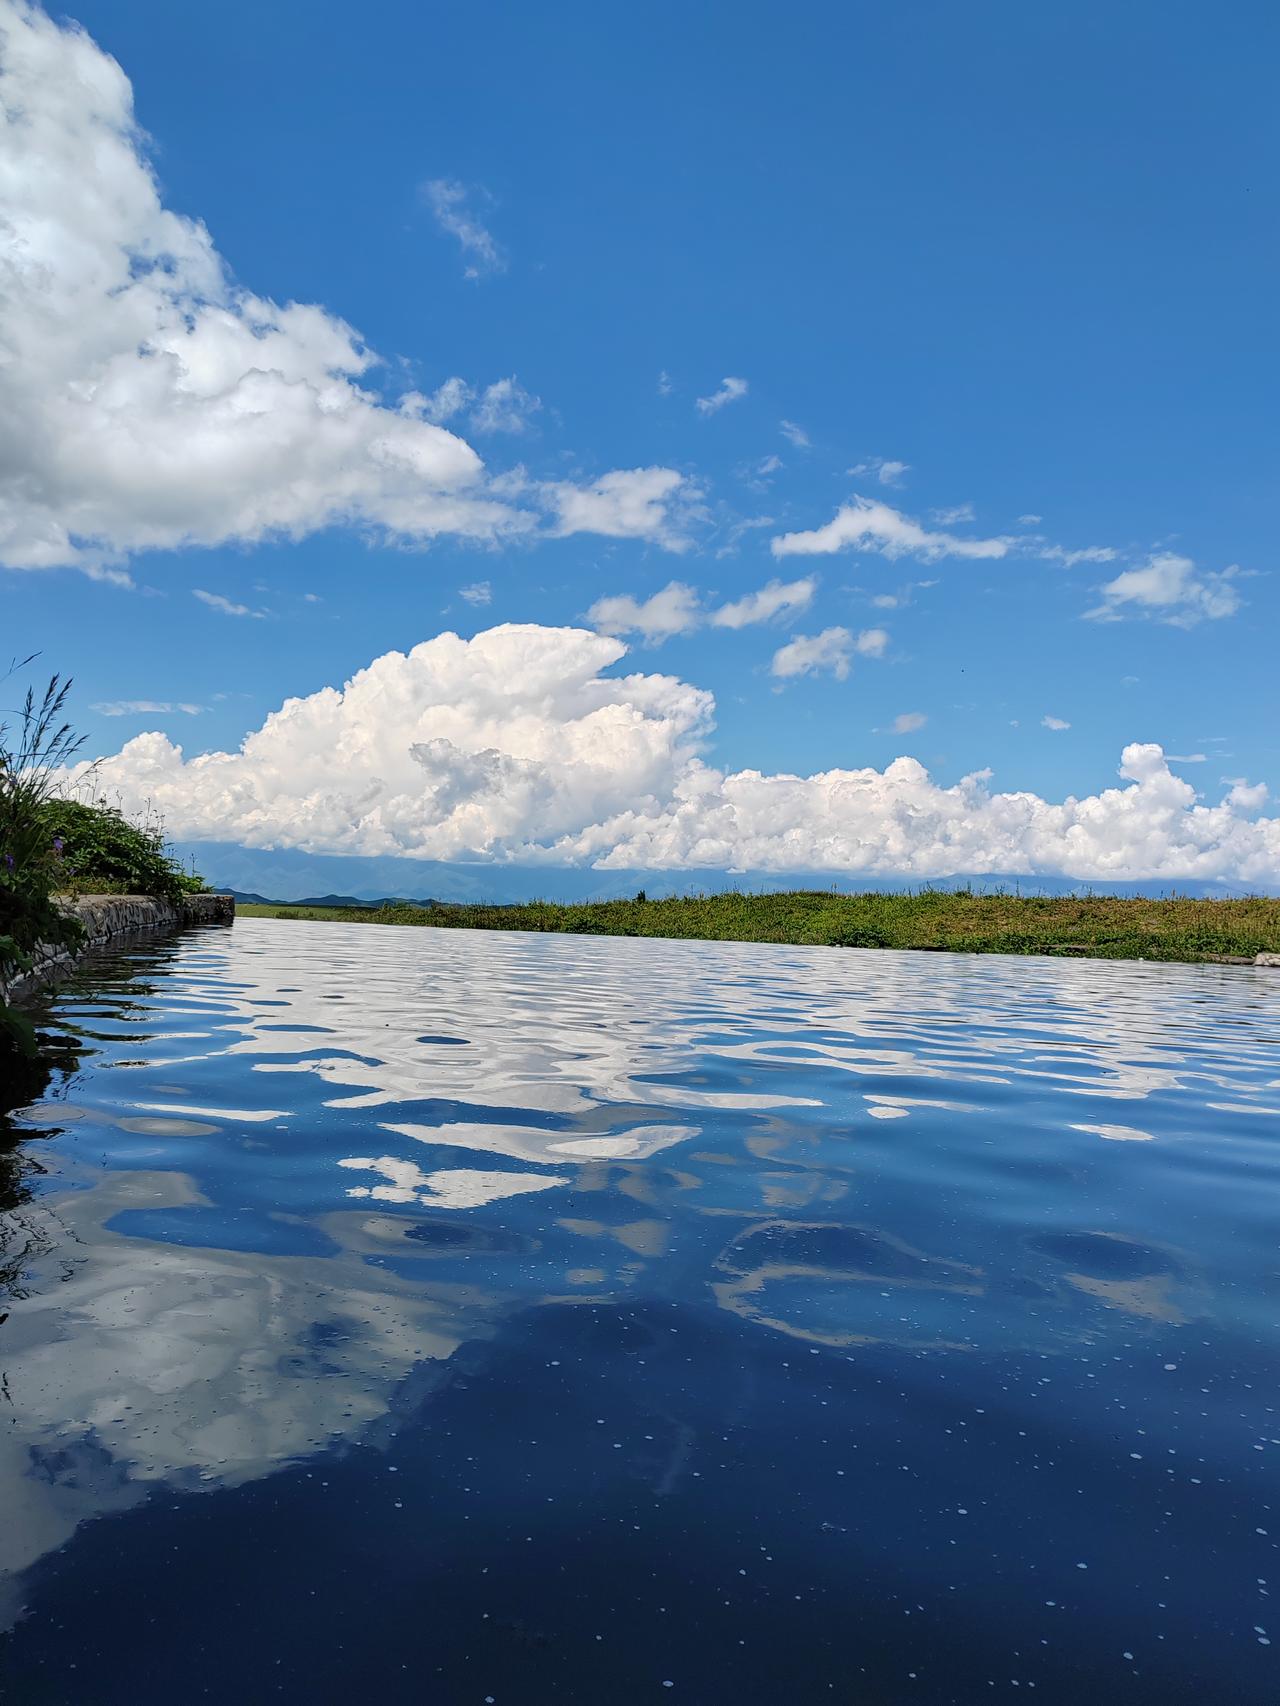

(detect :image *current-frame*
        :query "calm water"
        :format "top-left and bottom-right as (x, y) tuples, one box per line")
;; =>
(1, 918), (1277, 1704)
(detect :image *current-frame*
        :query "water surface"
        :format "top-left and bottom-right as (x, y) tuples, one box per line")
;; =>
(1, 918), (1277, 1702)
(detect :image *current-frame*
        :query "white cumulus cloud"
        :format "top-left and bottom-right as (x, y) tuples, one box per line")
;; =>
(62, 623), (1280, 882)
(1225, 780), (1268, 812)
(0, 5), (676, 574)
(771, 627), (857, 682)
(773, 498), (1010, 562)
(1085, 553), (1243, 626)
(62, 626), (712, 861)
(548, 468), (700, 549)
(589, 575), (815, 641)
(587, 581), (702, 643)
(710, 577), (815, 629)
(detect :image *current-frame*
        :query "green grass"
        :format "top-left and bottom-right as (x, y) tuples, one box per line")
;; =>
(235, 889), (1280, 964)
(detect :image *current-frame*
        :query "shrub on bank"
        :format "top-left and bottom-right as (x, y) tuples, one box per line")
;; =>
(1, 668), (205, 1095)
(1, 674), (85, 1073)
(40, 797), (203, 904)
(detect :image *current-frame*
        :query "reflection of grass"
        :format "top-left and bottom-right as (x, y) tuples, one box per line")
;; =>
(237, 889), (1280, 965)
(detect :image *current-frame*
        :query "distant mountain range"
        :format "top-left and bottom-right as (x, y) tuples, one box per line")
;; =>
(178, 842), (1274, 905)
(228, 891), (460, 910)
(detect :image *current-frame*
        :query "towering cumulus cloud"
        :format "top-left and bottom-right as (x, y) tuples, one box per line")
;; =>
(0, 0), (527, 571)
(0, 2), (698, 569)
(61, 625), (1279, 883)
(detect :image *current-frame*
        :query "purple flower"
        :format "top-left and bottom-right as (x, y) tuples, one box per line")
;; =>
(3, 853), (14, 870)
(53, 836), (65, 856)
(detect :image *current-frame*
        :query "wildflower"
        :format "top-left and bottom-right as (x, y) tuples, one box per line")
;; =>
(53, 836), (65, 856)
(3, 853), (14, 870)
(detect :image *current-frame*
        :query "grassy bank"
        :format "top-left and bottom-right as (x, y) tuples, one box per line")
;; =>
(2, 667), (207, 1107)
(237, 889), (1280, 964)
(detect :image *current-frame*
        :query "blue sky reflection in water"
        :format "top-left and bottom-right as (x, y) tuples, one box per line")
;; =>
(1, 917), (1278, 1702)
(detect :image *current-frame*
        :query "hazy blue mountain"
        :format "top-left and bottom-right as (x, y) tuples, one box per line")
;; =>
(177, 843), (1269, 905)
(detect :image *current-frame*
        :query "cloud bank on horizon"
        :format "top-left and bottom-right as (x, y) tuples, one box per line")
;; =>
(59, 624), (1278, 883)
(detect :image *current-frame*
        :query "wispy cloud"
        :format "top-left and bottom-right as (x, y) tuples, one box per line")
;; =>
(1042, 715), (1071, 731)
(91, 700), (203, 716)
(848, 456), (909, 487)
(459, 581), (492, 606)
(866, 580), (935, 614)
(408, 375), (539, 434)
(715, 513), (777, 556)
(779, 419), (810, 449)
(696, 376), (749, 415)
(931, 503), (974, 525)
(888, 711), (927, 733)
(737, 453), (782, 493)
(469, 377), (541, 435)
(657, 371), (673, 396)
(415, 376), (472, 422)
(1039, 543), (1119, 568)
(193, 589), (263, 618)
(422, 178), (505, 279)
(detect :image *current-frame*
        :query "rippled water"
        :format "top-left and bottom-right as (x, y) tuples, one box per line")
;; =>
(1, 918), (1278, 1703)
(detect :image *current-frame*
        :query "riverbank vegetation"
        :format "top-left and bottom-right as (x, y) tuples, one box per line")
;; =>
(238, 889), (1280, 964)
(1, 666), (204, 1103)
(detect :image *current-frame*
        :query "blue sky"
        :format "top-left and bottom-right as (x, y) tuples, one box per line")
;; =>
(2, 0), (1277, 883)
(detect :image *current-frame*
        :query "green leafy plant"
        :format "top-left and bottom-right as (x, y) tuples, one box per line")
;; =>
(0, 667), (86, 1069)
(1, 661), (206, 1102)
(41, 796), (204, 903)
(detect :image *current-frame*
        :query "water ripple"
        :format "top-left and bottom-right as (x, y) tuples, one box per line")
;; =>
(1, 919), (1278, 1701)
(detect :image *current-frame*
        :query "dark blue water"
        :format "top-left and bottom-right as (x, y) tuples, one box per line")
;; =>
(1, 918), (1277, 1704)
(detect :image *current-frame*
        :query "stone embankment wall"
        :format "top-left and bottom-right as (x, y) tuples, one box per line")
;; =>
(3, 893), (235, 1001)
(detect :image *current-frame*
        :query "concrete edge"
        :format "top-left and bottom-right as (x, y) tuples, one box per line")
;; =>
(2, 892), (235, 1003)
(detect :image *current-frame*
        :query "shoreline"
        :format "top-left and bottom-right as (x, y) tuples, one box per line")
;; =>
(2, 892), (236, 1003)
(236, 892), (1280, 969)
